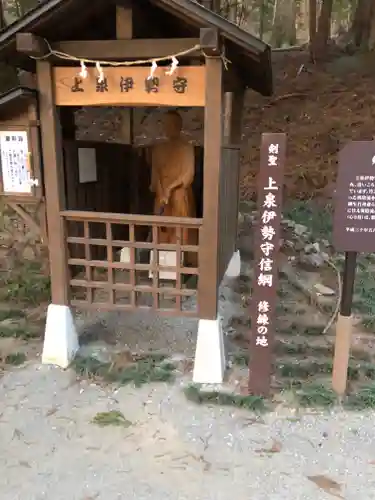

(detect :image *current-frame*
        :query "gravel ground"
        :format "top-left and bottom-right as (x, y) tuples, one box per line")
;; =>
(1, 363), (375, 500)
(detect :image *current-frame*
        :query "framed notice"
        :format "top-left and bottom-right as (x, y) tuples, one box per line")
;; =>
(0, 130), (33, 194)
(78, 147), (97, 183)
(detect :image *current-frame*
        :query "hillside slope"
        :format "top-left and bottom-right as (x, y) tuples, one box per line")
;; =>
(240, 51), (375, 200)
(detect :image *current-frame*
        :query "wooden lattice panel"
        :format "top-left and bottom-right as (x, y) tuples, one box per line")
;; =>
(0, 199), (47, 268)
(62, 211), (202, 316)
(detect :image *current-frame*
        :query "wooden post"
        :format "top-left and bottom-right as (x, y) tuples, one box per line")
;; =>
(198, 57), (223, 319)
(332, 251), (357, 395)
(223, 88), (244, 145)
(248, 133), (286, 396)
(116, 2), (138, 214)
(36, 60), (68, 305)
(116, 4), (133, 146)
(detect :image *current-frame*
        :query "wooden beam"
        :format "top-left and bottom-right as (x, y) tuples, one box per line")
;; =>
(53, 66), (206, 107)
(116, 3), (133, 146)
(116, 4), (133, 39)
(16, 33), (50, 58)
(36, 60), (69, 305)
(17, 33), (201, 61)
(198, 56), (223, 319)
(199, 27), (220, 55)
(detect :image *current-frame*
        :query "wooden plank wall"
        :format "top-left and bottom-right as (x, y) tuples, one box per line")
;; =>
(217, 145), (240, 284)
(63, 140), (137, 258)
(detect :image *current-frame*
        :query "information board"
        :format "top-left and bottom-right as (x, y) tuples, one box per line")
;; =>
(333, 141), (375, 253)
(0, 131), (32, 194)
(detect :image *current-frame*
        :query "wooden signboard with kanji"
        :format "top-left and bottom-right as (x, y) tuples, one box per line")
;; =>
(248, 133), (286, 397)
(53, 66), (205, 107)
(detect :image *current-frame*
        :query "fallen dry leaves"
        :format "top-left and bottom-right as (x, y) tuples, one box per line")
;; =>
(307, 475), (344, 499)
(255, 439), (282, 454)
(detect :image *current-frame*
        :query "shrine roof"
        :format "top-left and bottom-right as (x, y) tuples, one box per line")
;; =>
(0, 0), (272, 96)
(0, 86), (37, 118)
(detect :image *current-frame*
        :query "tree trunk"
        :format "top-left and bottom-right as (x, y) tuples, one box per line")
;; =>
(313, 0), (333, 59)
(308, 0), (317, 60)
(271, 0), (297, 48)
(351, 0), (375, 50)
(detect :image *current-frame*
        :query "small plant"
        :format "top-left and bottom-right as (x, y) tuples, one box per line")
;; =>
(0, 324), (39, 340)
(72, 352), (176, 387)
(184, 384), (267, 411)
(0, 310), (26, 322)
(0, 264), (51, 306)
(296, 383), (337, 408)
(232, 353), (248, 366)
(92, 410), (132, 427)
(283, 201), (332, 241)
(5, 352), (26, 366)
(345, 384), (375, 410)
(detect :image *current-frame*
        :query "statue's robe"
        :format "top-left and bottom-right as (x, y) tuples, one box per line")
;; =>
(151, 138), (198, 265)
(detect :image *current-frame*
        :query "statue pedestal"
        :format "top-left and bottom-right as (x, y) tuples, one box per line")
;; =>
(149, 250), (182, 281)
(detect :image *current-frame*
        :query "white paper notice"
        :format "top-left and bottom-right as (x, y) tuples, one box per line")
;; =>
(78, 148), (97, 184)
(0, 131), (31, 194)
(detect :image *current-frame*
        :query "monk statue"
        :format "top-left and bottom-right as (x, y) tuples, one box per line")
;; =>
(150, 110), (197, 256)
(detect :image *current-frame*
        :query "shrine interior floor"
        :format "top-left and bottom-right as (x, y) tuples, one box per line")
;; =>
(73, 261), (245, 357)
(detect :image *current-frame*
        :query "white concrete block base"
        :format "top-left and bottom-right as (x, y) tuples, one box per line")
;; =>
(193, 316), (226, 384)
(224, 250), (241, 279)
(42, 304), (79, 369)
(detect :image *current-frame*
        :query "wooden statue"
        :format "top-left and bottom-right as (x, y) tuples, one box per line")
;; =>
(150, 110), (197, 254)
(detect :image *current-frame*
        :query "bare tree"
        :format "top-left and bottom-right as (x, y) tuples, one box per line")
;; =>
(350, 0), (375, 50)
(313, 0), (333, 59)
(271, 0), (297, 48)
(309, 0), (317, 59)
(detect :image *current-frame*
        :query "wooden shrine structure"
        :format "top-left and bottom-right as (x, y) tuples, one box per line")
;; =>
(0, 0), (272, 380)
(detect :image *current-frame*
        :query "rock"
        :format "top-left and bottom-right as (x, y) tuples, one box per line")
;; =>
(78, 341), (114, 364)
(321, 252), (329, 262)
(304, 242), (321, 254)
(237, 235), (253, 256)
(22, 246), (36, 260)
(299, 252), (325, 269)
(283, 240), (295, 249)
(314, 283), (336, 296)
(294, 223), (308, 236)
(283, 219), (296, 228)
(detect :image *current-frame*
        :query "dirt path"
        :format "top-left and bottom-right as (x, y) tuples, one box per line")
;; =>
(1, 362), (375, 500)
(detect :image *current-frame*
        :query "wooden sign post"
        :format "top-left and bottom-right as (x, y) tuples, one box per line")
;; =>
(248, 133), (286, 397)
(332, 141), (375, 395)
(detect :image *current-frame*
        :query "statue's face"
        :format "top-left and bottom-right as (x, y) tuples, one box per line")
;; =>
(163, 112), (182, 139)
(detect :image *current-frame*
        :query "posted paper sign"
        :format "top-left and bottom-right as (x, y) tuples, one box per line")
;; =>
(0, 131), (32, 194)
(78, 147), (97, 184)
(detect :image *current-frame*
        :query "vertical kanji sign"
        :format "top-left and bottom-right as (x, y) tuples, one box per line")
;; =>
(248, 133), (286, 396)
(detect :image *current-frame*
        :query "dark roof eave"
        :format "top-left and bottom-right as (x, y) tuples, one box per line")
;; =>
(0, 85), (37, 107)
(0, 0), (73, 51)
